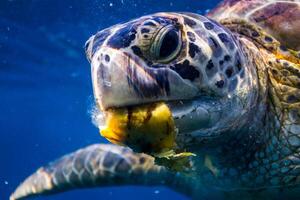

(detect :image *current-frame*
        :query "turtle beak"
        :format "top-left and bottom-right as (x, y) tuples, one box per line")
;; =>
(91, 47), (165, 110)
(91, 46), (199, 111)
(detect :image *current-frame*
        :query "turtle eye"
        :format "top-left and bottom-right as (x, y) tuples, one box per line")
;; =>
(150, 25), (182, 63)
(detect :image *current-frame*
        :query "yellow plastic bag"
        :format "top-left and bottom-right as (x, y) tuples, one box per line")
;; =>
(100, 102), (176, 153)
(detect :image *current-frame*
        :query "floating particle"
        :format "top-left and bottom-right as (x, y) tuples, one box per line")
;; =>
(205, 9), (210, 14)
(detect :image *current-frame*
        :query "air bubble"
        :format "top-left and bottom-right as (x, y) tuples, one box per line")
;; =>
(91, 107), (106, 129)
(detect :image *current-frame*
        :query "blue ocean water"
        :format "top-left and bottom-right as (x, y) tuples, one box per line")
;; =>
(0, 1), (221, 199)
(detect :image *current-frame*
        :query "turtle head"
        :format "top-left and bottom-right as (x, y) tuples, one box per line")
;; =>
(86, 13), (258, 154)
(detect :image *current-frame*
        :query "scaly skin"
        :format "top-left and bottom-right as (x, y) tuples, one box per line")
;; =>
(190, 33), (300, 191)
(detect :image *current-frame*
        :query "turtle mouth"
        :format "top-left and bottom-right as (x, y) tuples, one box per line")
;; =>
(91, 46), (199, 111)
(90, 47), (206, 154)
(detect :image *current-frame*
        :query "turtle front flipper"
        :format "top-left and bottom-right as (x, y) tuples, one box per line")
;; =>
(10, 144), (184, 200)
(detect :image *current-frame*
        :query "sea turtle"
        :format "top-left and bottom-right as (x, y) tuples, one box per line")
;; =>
(10, 0), (300, 199)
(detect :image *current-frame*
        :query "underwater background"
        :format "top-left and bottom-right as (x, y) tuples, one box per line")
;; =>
(0, 0), (221, 199)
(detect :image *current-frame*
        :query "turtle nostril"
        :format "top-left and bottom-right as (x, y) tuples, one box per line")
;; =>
(105, 55), (110, 62)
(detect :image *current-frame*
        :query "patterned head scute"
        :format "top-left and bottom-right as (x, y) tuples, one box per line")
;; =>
(85, 12), (248, 109)
(180, 13), (245, 95)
